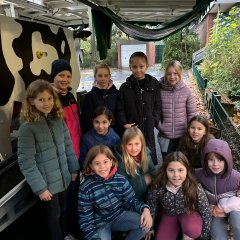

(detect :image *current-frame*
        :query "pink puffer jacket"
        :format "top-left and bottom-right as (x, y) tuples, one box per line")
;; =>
(158, 79), (196, 139)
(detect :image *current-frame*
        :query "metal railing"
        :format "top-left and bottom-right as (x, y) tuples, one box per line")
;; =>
(192, 64), (207, 96)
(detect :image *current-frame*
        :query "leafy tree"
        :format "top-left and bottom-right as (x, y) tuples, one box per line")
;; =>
(201, 6), (240, 105)
(162, 27), (200, 69)
(80, 24), (127, 68)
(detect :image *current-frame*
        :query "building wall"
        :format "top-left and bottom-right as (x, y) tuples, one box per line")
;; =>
(118, 41), (155, 68)
(146, 42), (155, 66)
(196, 13), (217, 47)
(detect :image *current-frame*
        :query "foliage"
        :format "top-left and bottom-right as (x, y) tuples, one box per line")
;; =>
(80, 24), (127, 68)
(201, 6), (240, 105)
(162, 27), (200, 69)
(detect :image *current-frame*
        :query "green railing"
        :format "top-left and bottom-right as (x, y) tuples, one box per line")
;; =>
(192, 64), (207, 96)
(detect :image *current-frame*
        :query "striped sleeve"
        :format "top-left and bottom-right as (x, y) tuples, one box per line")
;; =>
(78, 186), (101, 240)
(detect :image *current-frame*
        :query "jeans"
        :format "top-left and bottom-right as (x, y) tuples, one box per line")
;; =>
(211, 211), (240, 240)
(97, 211), (148, 240)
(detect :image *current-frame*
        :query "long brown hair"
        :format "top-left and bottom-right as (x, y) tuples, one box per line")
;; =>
(21, 79), (63, 122)
(83, 145), (118, 174)
(182, 115), (211, 151)
(152, 152), (199, 212)
(121, 127), (148, 176)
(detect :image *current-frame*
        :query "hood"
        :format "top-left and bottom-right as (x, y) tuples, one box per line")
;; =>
(85, 165), (117, 181)
(159, 78), (186, 91)
(202, 139), (232, 178)
(92, 79), (113, 89)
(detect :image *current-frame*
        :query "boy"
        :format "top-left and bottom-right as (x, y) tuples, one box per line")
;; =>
(117, 52), (161, 165)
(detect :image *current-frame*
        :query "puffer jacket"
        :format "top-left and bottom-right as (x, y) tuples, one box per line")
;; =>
(18, 115), (79, 195)
(158, 79), (196, 139)
(79, 167), (149, 240)
(194, 139), (240, 205)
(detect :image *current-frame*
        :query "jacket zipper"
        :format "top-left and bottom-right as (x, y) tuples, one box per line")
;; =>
(45, 117), (66, 188)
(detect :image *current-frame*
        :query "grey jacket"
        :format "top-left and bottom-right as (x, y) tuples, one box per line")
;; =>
(18, 115), (79, 195)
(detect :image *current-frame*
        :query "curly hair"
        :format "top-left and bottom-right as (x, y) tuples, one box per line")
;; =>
(21, 79), (63, 122)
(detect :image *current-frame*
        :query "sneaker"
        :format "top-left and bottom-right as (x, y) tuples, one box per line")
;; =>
(64, 234), (79, 240)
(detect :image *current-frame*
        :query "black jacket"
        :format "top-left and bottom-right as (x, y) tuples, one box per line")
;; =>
(117, 74), (161, 163)
(80, 84), (118, 133)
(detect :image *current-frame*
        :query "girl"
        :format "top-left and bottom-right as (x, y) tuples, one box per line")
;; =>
(80, 64), (118, 134)
(118, 52), (161, 165)
(80, 106), (120, 167)
(51, 59), (82, 161)
(51, 59), (83, 239)
(194, 139), (240, 240)
(178, 115), (214, 169)
(147, 152), (211, 240)
(158, 60), (196, 159)
(78, 145), (152, 240)
(18, 80), (79, 240)
(114, 126), (156, 201)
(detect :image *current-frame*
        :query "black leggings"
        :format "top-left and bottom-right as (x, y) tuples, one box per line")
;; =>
(44, 190), (67, 240)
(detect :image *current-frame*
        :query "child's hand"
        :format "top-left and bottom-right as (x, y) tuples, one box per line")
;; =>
(123, 123), (137, 129)
(71, 172), (78, 181)
(144, 174), (152, 186)
(145, 230), (154, 240)
(212, 205), (226, 217)
(39, 190), (52, 201)
(140, 208), (153, 230)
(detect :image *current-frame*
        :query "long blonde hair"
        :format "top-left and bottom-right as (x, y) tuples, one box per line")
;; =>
(121, 127), (148, 176)
(21, 79), (63, 122)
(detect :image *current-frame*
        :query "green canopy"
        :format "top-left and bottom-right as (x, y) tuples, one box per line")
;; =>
(80, 0), (213, 59)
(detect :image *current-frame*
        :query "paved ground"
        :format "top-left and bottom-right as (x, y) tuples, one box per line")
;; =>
(77, 64), (164, 92)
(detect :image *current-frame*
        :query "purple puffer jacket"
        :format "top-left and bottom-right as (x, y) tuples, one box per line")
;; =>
(158, 79), (196, 139)
(194, 139), (240, 205)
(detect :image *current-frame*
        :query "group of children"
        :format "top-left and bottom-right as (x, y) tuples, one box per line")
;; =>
(17, 52), (240, 240)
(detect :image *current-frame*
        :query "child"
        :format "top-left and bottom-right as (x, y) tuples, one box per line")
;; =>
(178, 115), (214, 169)
(158, 60), (196, 159)
(194, 139), (240, 240)
(114, 126), (156, 201)
(78, 145), (152, 240)
(81, 64), (118, 134)
(80, 106), (120, 167)
(51, 59), (82, 239)
(147, 151), (211, 240)
(118, 51), (161, 165)
(18, 80), (79, 240)
(51, 59), (82, 161)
